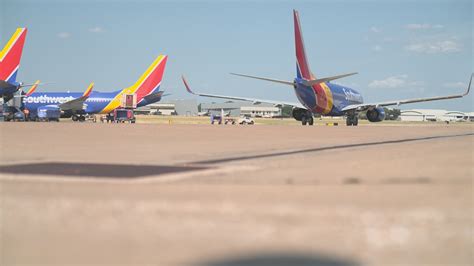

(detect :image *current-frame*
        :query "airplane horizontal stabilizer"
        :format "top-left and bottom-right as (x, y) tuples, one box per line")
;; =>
(303, 72), (358, 87)
(230, 73), (295, 86)
(0, 80), (15, 90)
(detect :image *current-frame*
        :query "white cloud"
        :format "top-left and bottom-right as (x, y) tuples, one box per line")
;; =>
(57, 32), (71, 39)
(89, 26), (104, 33)
(443, 82), (466, 89)
(369, 75), (408, 89)
(405, 23), (444, 30)
(368, 75), (424, 90)
(405, 40), (461, 54)
(370, 26), (381, 33)
(372, 45), (382, 52)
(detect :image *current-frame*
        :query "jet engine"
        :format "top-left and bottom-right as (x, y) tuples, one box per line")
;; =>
(366, 107), (386, 122)
(292, 107), (307, 121)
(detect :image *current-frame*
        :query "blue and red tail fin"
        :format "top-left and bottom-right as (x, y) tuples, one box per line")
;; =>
(126, 55), (168, 103)
(0, 28), (27, 84)
(294, 10), (314, 80)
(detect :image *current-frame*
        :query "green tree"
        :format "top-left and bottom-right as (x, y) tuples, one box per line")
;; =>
(281, 105), (293, 117)
(384, 108), (401, 120)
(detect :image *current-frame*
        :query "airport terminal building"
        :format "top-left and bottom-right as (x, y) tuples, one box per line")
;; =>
(200, 102), (281, 117)
(135, 99), (198, 116)
(136, 100), (282, 117)
(400, 109), (474, 122)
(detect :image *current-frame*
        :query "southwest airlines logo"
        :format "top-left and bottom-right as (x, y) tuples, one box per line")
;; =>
(342, 88), (363, 102)
(24, 95), (74, 104)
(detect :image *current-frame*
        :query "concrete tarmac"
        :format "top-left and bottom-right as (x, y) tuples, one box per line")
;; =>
(1, 123), (473, 266)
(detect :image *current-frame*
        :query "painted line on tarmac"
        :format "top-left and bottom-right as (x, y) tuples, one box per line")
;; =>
(191, 133), (474, 165)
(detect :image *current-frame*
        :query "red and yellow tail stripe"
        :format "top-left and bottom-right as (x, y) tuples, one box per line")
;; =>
(318, 82), (334, 115)
(100, 55), (167, 114)
(0, 28), (27, 82)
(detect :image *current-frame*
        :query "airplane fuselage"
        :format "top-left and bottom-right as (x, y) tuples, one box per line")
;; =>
(294, 79), (363, 116)
(23, 90), (162, 117)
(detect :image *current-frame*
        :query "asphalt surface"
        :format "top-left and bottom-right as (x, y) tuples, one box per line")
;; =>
(1, 122), (473, 266)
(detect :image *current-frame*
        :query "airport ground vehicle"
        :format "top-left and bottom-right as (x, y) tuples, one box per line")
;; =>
(210, 114), (237, 125)
(224, 118), (236, 125)
(210, 114), (222, 124)
(113, 109), (136, 123)
(36, 106), (60, 122)
(2, 106), (25, 122)
(238, 116), (254, 125)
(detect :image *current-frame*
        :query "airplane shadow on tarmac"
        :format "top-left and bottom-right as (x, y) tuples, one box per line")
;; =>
(0, 133), (471, 179)
(196, 252), (360, 266)
(192, 133), (473, 165)
(0, 162), (208, 178)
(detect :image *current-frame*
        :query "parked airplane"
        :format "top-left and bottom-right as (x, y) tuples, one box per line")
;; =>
(183, 10), (471, 126)
(0, 27), (35, 100)
(23, 55), (168, 121)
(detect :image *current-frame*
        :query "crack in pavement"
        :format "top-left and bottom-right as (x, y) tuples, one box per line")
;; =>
(190, 133), (474, 165)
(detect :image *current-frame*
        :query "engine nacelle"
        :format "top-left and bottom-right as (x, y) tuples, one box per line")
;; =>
(366, 107), (386, 122)
(292, 108), (307, 121)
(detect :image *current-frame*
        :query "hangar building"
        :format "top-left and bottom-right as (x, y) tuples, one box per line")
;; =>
(400, 109), (472, 122)
(200, 102), (281, 117)
(135, 99), (198, 116)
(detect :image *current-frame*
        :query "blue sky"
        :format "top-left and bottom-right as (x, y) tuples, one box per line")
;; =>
(1, 0), (472, 111)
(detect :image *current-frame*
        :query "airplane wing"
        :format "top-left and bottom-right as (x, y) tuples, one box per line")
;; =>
(342, 73), (473, 112)
(58, 82), (94, 111)
(182, 75), (306, 109)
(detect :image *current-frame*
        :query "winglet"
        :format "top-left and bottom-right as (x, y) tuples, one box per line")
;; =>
(182, 75), (196, 94)
(464, 73), (473, 96)
(83, 82), (94, 97)
(25, 80), (40, 96)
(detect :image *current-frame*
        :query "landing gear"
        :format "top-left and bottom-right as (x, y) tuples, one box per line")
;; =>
(72, 115), (86, 122)
(346, 113), (359, 126)
(301, 114), (314, 126)
(292, 108), (314, 126)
